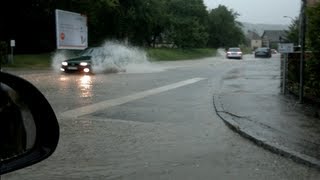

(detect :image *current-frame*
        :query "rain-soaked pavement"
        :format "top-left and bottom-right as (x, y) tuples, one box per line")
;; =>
(214, 55), (320, 168)
(2, 53), (320, 179)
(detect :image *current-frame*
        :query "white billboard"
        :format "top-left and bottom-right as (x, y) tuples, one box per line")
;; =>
(55, 9), (88, 50)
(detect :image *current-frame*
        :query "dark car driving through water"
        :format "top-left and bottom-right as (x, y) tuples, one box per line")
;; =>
(60, 47), (105, 74)
(254, 47), (272, 58)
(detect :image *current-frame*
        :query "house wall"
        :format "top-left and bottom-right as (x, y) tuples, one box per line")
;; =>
(251, 40), (262, 50)
(262, 38), (269, 47)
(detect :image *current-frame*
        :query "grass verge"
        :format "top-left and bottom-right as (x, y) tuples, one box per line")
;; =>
(2, 53), (52, 68)
(1, 48), (217, 68)
(147, 48), (216, 61)
(239, 45), (253, 55)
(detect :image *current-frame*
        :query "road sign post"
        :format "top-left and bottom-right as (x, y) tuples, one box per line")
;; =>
(10, 40), (15, 64)
(278, 43), (294, 95)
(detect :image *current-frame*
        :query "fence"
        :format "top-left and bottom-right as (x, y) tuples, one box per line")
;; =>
(281, 51), (320, 103)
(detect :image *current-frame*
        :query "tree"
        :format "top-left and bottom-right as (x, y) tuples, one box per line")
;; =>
(303, 3), (320, 97)
(284, 17), (300, 46)
(166, 0), (209, 48)
(307, 3), (320, 54)
(1, 0), (250, 52)
(118, 0), (170, 46)
(0, 0), (122, 53)
(207, 5), (245, 48)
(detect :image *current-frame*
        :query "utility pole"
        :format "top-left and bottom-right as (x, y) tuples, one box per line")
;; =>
(299, 0), (307, 103)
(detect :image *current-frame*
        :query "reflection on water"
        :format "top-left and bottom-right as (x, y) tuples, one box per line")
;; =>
(59, 76), (68, 82)
(78, 75), (93, 98)
(58, 75), (93, 98)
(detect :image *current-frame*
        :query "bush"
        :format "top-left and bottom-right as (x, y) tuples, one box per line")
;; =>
(0, 41), (8, 65)
(304, 2), (320, 100)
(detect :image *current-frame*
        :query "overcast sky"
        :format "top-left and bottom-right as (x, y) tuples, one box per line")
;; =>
(203, 0), (301, 25)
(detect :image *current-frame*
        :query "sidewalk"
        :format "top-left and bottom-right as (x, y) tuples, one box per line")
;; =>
(213, 59), (320, 169)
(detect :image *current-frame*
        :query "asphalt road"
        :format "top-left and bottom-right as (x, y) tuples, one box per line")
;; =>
(3, 53), (320, 179)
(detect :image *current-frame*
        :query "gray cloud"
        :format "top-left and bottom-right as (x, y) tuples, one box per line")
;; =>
(203, 0), (301, 25)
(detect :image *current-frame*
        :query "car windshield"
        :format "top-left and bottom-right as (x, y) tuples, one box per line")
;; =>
(228, 48), (241, 52)
(2, 0), (319, 179)
(257, 48), (268, 51)
(80, 48), (104, 56)
(80, 48), (94, 56)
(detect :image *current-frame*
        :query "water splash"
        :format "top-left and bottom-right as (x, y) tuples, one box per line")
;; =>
(217, 48), (227, 57)
(51, 50), (75, 72)
(51, 41), (164, 74)
(91, 41), (163, 74)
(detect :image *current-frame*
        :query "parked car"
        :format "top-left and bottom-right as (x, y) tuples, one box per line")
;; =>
(254, 47), (272, 58)
(60, 47), (104, 74)
(226, 47), (243, 59)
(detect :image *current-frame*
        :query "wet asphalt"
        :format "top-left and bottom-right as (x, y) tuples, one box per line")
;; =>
(2, 54), (320, 179)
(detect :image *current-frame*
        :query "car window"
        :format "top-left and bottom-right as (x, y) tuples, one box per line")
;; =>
(80, 48), (95, 56)
(228, 48), (241, 52)
(257, 48), (267, 51)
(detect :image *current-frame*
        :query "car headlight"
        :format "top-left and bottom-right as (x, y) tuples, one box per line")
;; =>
(80, 62), (88, 66)
(62, 62), (68, 66)
(83, 68), (90, 73)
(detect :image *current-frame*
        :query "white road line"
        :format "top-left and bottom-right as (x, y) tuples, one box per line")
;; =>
(60, 77), (206, 118)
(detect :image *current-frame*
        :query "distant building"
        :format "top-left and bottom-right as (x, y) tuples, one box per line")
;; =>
(261, 30), (286, 48)
(246, 30), (262, 50)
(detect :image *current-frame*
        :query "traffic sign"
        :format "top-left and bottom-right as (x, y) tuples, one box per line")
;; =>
(10, 40), (15, 47)
(278, 43), (294, 53)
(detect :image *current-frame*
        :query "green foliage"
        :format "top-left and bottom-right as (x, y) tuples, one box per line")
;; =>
(1, 0), (245, 52)
(166, 0), (209, 48)
(167, 18), (209, 48)
(239, 45), (252, 54)
(0, 41), (8, 65)
(120, 0), (170, 46)
(207, 5), (245, 48)
(307, 3), (320, 54)
(284, 17), (300, 45)
(305, 56), (320, 97)
(301, 3), (320, 98)
(2, 53), (52, 68)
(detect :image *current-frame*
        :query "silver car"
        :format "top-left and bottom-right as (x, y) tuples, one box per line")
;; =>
(226, 47), (243, 59)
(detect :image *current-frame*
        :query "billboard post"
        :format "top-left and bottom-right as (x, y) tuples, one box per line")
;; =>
(55, 9), (88, 50)
(10, 40), (15, 64)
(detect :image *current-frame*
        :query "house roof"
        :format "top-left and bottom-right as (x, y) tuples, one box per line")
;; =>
(262, 30), (286, 42)
(247, 30), (261, 40)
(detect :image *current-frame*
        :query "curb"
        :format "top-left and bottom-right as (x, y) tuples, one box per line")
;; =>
(213, 95), (320, 170)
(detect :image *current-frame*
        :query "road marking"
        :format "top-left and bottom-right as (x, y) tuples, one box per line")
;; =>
(60, 77), (206, 118)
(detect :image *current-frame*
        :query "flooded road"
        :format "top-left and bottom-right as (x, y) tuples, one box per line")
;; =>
(3, 54), (320, 179)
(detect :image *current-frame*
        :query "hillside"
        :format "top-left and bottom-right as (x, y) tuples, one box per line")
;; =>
(241, 22), (289, 36)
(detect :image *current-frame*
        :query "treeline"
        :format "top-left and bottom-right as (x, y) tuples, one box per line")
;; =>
(0, 0), (245, 53)
(284, 2), (320, 102)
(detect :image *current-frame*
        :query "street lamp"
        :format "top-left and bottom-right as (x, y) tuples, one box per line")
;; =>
(283, 15), (295, 22)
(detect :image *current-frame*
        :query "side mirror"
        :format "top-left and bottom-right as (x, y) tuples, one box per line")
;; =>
(0, 71), (59, 175)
